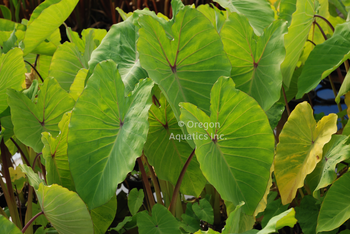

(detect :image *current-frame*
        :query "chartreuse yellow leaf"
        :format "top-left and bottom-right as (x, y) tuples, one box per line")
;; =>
(275, 102), (337, 204)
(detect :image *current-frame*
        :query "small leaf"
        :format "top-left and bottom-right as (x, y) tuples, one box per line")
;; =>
(137, 204), (182, 234)
(109, 216), (133, 232)
(192, 199), (214, 225)
(317, 170), (350, 233)
(261, 199), (289, 228)
(275, 102), (337, 204)
(336, 70), (350, 103)
(0, 5), (12, 20)
(69, 68), (88, 101)
(295, 195), (320, 234)
(222, 201), (245, 234)
(128, 188), (144, 216)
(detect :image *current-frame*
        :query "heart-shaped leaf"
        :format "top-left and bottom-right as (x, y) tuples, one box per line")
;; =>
(274, 102), (337, 204)
(137, 204), (182, 234)
(137, 6), (231, 121)
(128, 188), (144, 216)
(180, 76), (274, 215)
(7, 77), (75, 153)
(220, 13), (287, 110)
(68, 60), (153, 210)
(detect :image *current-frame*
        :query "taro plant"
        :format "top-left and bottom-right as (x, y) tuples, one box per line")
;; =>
(1, 0), (350, 233)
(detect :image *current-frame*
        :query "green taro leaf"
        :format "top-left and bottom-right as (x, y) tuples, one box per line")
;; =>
(279, 0), (297, 27)
(0, 19), (26, 47)
(0, 5), (12, 20)
(89, 17), (148, 95)
(181, 203), (201, 233)
(197, 4), (226, 33)
(49, 42), (88, 92)
(36, 183), (94, 234)
(19, 164), (46, 190)
(295, 195), (320, 234)
(137, 6), (231, 122)
(144, 95), (206, 196)
(336, 70), (350, 103)
(137, 204), (182, 234)
(68, 60), (153, 210)
(128, 188), (144, 216)
(261, 199), (289, 228)
(91, 195), (117, 234)
(180, 77), (274, 215)
(7, 77), (75, 153)
(317, 170), (350, 232)
(0, 48), (26, 114)
(192, 198), (214, 224)
(220, 13), (287, 110)
(222, 201), (245, 234)
(258, 208), (297, 234)
(0, 215), (22, 234)
(69, 68), (88, 101)
(275, 102), (337, 204)
(23, 0), (79, 55)
(281, 0), (319, 87)
(41, 112), (75, 191)
(313, 135), (350, 196)
(213, 0), (275, 35)
(297, 21), (350, 98)
(109, 216), (133, 232)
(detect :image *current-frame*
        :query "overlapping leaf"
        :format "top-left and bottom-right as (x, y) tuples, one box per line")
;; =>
(89, 17), (148, 95)
(68, 60), (153, 210)
(0, 215), (22, 234)
(0, 48), (26, 114)
(220, 13), (287, 110)
(297, 21), (350, 98)
(36, 183), (94, 234)
(7, 77), (75, 153)
(213, 0), (275, 35)
(41, 112), (75, 191)
(281, 0), (319, 87)
(23, 0), (79, 55)
(317, 171), (350, 232)
(275, 102), (337, 204)
(49, 42), (88, 91)
(144, 95), (206, 196)
(91, 195), (117, 234)
(137, 6), (231, 121)
(180, 77), (274, 215)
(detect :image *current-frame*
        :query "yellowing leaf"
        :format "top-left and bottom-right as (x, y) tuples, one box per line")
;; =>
(275, 102), (337, 204)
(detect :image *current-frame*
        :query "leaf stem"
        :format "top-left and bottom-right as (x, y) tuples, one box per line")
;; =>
(24, 60), (44, 82)
(0, 139), (22, 228)
(10, 138), (30, 167)
(21, 211), (43, 233)
(281, 86), (291, 116)
(32, 152), (42, 170)
(314, 15), (335, 32)
(168, 148), (196, 215)
(137, 157), (155, 209)
(143, 155), (164, 206)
